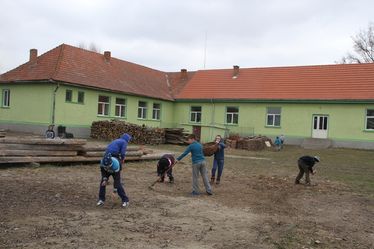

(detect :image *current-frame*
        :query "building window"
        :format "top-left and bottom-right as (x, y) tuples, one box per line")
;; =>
(190, 106), (201, 122)
(65, 90), (72, 102)
(226, 106), (239, 124)
(78, 91), (85, 104)
(2, 89), (10, 107)
(366, 109), (374, 130)
(98, 95), (110, 116)
(138, 101), (147, 119)
(152, 103), (161, 120)
(115, 98), (126, 117)
(266, 107), (281, 127)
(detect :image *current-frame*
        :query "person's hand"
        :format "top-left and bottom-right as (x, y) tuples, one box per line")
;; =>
(101, 177), (108, 186)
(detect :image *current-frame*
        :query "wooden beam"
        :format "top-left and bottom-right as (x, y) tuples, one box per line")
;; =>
(0, 138), (86, 145)
(0, 144), (84, 151)
(0, 150), (77, 156)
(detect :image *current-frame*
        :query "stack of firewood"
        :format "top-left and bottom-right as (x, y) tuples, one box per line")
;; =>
(236, 136), (272, 151)
(90, 120), (165, 144)
(164, 128), (189, 144)
(0, 129), (5, 138)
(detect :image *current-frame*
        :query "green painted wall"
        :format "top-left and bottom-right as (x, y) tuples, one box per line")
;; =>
(174, 101), (374, 143)
(54, 84), (175, 128)
(0, 83), (54, 125)
(1, 82), (373, 144)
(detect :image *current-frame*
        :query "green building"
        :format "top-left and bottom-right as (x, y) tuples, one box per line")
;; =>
(1, 44), (374, 149)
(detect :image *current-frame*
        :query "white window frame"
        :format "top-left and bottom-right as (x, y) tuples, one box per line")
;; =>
(226, 106), (239, 124)
(115, 98), (126, 118)
(366, 109), (374, 130)
(2, 89), (10, 107)
(65, 89), (73, 102)
(138, 101), (147, 119)
(190, 106), (202, 123)
(98, 95), (110, 116)
(266, 107), (281, 127)
(77, 91), (85, 104)
(152, 103), (161, 120)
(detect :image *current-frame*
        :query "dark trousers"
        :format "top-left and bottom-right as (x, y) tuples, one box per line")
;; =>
(99, 168), (129, 202)
(211, 159), (224, 180)
(295, 159), (311, 184)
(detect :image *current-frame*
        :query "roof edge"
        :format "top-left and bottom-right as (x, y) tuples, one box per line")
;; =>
(175, 98), (374, 104)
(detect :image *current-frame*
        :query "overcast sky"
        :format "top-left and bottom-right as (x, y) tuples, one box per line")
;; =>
(0, 0), (373, 74)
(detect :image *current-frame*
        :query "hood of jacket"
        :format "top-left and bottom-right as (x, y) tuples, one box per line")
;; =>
(121, 133), (132, 142)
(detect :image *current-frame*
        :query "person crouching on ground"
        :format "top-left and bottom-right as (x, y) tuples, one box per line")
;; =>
(97, 133), (132, 207)
(295, 155), (320, 185)
(177, 134), (213, 196)
(157, 154), (175, 183)
(211, 135), (226, 185)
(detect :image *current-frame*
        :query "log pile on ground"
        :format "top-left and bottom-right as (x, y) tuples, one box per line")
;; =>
(0, 129), (5, 138)
(164, 128), (189, 144)
(0, 137), (167, 164)
(225, 135), (272, 151)
(91, 120), (165, 144)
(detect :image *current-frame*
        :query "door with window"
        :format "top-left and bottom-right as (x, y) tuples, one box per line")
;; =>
(312, 115), (328, 139)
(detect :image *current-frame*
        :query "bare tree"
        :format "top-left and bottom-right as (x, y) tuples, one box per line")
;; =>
(77, 42), (101, 53)
(339, 23), (374, 63)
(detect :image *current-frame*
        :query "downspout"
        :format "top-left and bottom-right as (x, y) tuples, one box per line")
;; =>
(51, 80), (60, 125)
(211, 98), (215, 139)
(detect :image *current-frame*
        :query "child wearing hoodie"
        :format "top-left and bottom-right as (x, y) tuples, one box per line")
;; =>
(97, 133), (132, 208)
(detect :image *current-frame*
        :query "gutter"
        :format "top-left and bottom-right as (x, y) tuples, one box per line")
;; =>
(50, 79), (60, 125)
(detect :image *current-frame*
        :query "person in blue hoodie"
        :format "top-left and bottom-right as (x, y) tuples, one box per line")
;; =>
(210, 135), (226, 185)
(177, 134), (213, 196)
(97, 133), (131, 208)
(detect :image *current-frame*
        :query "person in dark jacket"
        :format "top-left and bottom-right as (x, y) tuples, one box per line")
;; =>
(157, 154), (176, 183)
(97, 133), (131, 207)
(210, 135), (226, 184)
(295, 155), (320, 185)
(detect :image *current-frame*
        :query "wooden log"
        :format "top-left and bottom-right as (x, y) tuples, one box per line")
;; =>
(0, 143), (84, 151)
(82, 144), (141, 152)
(0, 150), (77, 157)
(0, 138), (86, 145)
(84, 150), (144, 157)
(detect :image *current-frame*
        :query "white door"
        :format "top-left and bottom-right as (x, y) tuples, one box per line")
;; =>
(312, 115), (328, 139)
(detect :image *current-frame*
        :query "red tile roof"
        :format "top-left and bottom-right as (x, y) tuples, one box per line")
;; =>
(0, 44), (179, 101)
(175, 64), (374, 101)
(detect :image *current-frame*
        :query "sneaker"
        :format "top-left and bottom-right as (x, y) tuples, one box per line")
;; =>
(122, 202), (129, 208)
(216, 179), (220, 185)
(206, 191), (213, 196)
(295, 180), (300, 185)
(191, 191), (200, 196)
(96, 200), (104, 206)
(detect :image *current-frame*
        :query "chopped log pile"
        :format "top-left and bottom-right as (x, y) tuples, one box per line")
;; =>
(0, 137), (169, 164)
(91, 120), (165, 144)
(225, 135), (273, 151)
(0, 129), (5, 138)
(164, 128), (189, 144)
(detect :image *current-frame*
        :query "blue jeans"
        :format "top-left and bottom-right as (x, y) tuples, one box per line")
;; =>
(99, 168), (129, 203)
(211, 159), (224, 180)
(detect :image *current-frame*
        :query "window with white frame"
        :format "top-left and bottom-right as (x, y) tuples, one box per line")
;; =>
(366, 109), (374, 130)
(97, 95), (110, 116)
(78, 91), (85, 104)
(138, 101), (147, 119)
(226, 106), (239, 124)
(115, 98), (126, 117)
(65, 89), (72, 102)
(190, 106), (201, 122)
(152, 103), (161, 120)
(2, 89), (10, 107)
(266, 107), (281, 127)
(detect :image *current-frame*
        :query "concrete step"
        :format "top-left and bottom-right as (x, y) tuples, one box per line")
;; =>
(301, 138), (332, 149)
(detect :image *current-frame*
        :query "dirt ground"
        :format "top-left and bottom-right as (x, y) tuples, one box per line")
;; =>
(0, 146), (373, 249)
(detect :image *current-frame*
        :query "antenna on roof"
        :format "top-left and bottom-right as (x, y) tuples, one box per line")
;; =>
(203, 30), (208, 69)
